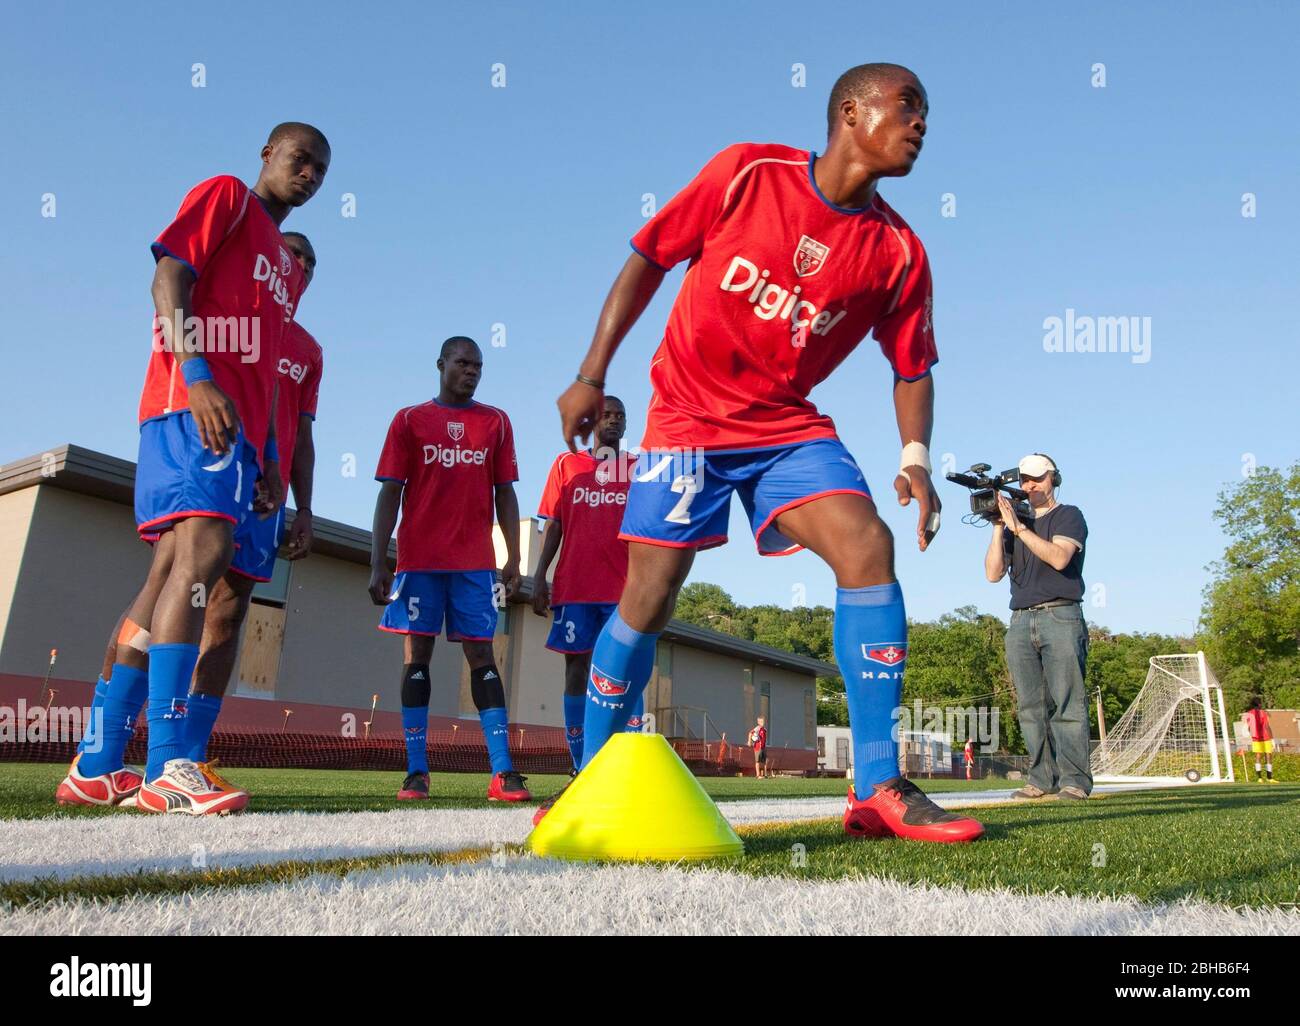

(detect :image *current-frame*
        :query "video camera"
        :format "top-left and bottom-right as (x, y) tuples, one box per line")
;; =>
(945, 463), (1033, 525)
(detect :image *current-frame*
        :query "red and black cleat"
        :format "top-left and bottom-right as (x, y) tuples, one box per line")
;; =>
(397, 771), (430, 800)
(488, 770), (530, 803)
(844, 778), (985, 843)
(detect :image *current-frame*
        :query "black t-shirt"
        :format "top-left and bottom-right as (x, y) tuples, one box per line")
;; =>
(1007, 503), (1088, 609)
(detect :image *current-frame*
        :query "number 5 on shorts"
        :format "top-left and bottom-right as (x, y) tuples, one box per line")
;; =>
(408, 595), (420, 622)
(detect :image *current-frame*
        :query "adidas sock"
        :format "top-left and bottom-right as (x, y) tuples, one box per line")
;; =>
(78, 664), (148, 776)
(182, 692), (223, 762)
(471, 665), (512, 775)
(401, 663), (431, 775)
(580, 611), (658, 770)
(145, 644), (200, 781)
(834, 582), (907, 799)
(77, 675), (111, 756)
(624, 693), (645, 732)
(563, 693), (585, 770)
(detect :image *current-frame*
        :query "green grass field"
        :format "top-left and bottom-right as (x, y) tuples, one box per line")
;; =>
(1, 763), (1296, 913)
(731, 785), (1300, 907)
(0, 762), (1013, 819)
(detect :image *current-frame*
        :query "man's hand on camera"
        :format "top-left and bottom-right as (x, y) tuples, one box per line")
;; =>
(997, 494), (1023, 534)
(895, 465), (941, 552)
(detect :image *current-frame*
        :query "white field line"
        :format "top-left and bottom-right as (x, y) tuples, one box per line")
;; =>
(3, 856), (1297, 937)
(0, 783), (1179, 883)
(0, 807), (534, 883)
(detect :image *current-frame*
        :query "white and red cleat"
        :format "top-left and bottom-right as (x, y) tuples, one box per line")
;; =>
(135, 759), (249, 816)
(843, 778), (985, 843)
(56, 761), (144, 807)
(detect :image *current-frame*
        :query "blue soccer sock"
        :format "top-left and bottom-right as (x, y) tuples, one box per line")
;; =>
(144, 643), (200, 781)
(580, 611), (658, 770)
(624, 692), (646, 732)
(182, 691), (223, 762)
(400, 663), (431, 774)
(402, 704), (429, 774)
(478, 707), (513, 775)
(78, 664), (148, 777)
(563, 693), (586, 770)
(834, 582), (908, 798)
(77, 675), (111, 756)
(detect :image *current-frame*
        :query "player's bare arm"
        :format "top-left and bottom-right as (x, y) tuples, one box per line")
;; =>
(284, 413), (316, 559)
(368, 480), (402, 604)
(531, 517), (564, 615)
(891, 373), (941, 551)
(557, 252), (665, 451)
(253, 381), (286, 519)
(151, 256), (238, 454)
(495, 482), (522, 600)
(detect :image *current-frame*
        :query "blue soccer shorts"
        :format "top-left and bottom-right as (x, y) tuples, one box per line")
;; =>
(619, 437), (872, 555)
(229, 505), (286, 582)
(546, 602), (618, 654)
(135, 411), (257, 539)
(379, 571), (499, 641)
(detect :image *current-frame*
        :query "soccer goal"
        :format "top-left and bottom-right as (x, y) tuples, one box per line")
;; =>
(1091, 652), (1235, 785)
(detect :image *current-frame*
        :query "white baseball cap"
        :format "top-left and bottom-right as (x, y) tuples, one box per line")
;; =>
(1018, 453), (1057, 478)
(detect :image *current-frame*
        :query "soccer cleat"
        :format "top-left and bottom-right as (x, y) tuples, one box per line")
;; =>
(135, 759), (249, 816)
(397, 771), (430, 800)
(55, 762), (145, 806)
(1266, 777), (1279, 784)
(488, 770), (531, 803)
(531, 779), (572, 827)
(843, 778), (985, 843)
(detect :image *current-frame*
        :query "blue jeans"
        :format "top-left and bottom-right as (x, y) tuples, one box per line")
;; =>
(1005, 603), (1092, 794)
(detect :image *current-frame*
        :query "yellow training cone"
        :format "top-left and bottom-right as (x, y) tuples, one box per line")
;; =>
(528, 732), (744, 861)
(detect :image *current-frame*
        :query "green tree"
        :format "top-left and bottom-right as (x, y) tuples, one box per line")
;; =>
(1199, 463), (1300, 711)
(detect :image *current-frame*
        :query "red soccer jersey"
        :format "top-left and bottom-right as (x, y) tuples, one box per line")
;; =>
(375, 399), (518, 573)
(1246, 708), (1272, 742)
(537, 449), (636, 604)
(139, 176), (305, 462)
(631, 143), (937, 452)
(272, 321), (324, 490)
(749, 725), (768, 751)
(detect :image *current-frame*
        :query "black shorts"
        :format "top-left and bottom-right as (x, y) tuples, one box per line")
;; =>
(756, 749), (767, 763)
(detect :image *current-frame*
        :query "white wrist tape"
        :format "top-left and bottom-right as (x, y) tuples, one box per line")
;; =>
(900, 441), (932, 474)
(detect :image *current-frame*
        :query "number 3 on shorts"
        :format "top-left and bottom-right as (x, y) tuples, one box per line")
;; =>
(666, 472), (702, 525)
(565, 620), (576, 644)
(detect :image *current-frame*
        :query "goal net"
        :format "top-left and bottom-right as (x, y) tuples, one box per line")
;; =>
(1091, 652), (1235, 784)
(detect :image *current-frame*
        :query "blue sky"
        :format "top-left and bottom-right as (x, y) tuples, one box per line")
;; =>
(1, 1), (1296, 636)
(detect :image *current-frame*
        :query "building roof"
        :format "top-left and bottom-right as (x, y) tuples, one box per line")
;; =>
(1, 444), (840, 679)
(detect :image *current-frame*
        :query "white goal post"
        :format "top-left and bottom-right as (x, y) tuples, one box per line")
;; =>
(1091, 651), (1235, 784)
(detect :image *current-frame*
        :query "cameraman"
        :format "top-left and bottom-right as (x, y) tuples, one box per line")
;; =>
(984, 454), (1091, 801)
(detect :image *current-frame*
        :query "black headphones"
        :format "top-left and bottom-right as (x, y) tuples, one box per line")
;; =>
(1032, 453), (1062, 488)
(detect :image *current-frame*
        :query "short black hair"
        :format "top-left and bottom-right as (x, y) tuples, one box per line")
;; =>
(282, 231), (312, 248)
(267, 121), (330, 152)
(440, 336), (480, 360)
(603, 395), (625, 410)
(826, 63), (919, 136)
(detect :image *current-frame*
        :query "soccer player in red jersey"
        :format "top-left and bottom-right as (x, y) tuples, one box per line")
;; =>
(180, 231), (324, 795)
(531, 396), (642, 775)
(1245, 697), (1277, 783)
(549, 64), (983, 842)
(369, 337), (530, 803)
(61, 124), (329, 815)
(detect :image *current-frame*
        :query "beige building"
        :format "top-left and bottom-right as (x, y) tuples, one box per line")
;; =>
(0, 445), (832, 766)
